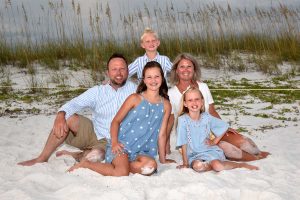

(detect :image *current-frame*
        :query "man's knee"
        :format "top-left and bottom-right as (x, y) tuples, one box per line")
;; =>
(66, 114), (80, 133)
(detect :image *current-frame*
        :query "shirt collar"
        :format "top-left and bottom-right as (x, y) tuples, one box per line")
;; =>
(143, 52), (160, 62)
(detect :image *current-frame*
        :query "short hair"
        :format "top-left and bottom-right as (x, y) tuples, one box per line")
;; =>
(140, 27), (159, 42)
(107, 53), (128, 70)
(169, 53), (201, 85)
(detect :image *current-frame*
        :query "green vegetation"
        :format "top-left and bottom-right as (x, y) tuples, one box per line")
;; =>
(0, 1), (299, 72)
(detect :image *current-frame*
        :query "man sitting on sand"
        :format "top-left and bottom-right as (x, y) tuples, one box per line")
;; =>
(18, 53), (137, 166)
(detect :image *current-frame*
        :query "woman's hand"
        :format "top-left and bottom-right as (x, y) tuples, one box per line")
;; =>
(111, 142), (124, 154)
(227, 128), (239, 135)
(176, 164), (189, 169)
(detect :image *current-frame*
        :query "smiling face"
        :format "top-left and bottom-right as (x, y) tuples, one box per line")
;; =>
(143, 66), (162, 92)
(176, 58), (195, 82)
(183, 89), (204, 113)
(107, 57), (128, 88)
(141, 33), (160, 52)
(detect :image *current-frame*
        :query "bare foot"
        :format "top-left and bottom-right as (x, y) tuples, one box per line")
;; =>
(257, 151), (270, 159)
(56, 150), (83, 162)
(240, 163), (259, 170)
(18, 158), (45, 166)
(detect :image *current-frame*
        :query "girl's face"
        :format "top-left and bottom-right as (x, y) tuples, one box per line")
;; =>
(184, 90), (203, 113)
(143, 67), (162, 91)
(176, 58), (195, 82)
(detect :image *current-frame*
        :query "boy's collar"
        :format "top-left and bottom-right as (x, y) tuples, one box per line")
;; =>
(143, 52), (160, 61)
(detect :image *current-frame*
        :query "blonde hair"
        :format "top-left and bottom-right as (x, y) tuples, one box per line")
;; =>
(178, 86), (205, 117)
(169, 53), (201, 86)
(140, 27), (159, 42)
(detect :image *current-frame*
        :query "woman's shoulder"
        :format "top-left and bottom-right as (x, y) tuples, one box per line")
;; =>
(197, 81), (209, 88)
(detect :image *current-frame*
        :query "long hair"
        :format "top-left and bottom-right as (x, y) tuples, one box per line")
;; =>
(136, 61), (169, 100)
(169, 53), (201, 86)
(178, 86), (205, 117)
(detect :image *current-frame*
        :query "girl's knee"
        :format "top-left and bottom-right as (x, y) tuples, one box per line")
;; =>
(211, 160), (224, 172)
(192, 160), (210, 172)
(141, 159), (157, 175)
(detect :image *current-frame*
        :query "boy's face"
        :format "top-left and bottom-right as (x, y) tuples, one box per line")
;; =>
(141, 33), (160, 52)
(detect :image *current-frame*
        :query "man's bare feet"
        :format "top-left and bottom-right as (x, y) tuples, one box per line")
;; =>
(18, 158), (45, 166)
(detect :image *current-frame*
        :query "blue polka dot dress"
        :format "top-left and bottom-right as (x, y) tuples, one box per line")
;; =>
(105, 95), (164, 163)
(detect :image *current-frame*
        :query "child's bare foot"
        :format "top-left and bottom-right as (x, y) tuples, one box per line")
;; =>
(56, 150), (83, 162)
(240, 163), (259, 170)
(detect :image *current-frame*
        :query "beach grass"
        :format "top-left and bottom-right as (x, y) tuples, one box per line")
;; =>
(0, 1), (299, 72)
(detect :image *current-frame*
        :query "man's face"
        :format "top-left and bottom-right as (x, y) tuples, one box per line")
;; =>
(107, 58), (128, 88)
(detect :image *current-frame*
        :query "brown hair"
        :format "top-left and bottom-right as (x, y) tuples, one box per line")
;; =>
(169, 53), (201, 86)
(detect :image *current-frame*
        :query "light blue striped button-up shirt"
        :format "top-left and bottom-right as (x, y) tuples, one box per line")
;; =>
(58, 81), (137, 140)
(128, 52), (172, 79)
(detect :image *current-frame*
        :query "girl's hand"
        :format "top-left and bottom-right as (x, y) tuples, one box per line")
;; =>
(176, 164), (189, 169)
(111, 142), (124, 154)
(205, 139), (214, 146)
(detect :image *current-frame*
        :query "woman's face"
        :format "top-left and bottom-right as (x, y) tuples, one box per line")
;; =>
(143, 67), (162, 91)
(176, 58), (195, 82)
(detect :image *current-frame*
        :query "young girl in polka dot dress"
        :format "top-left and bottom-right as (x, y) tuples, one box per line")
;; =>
(69, 61), (174, 176)
(176, 86), (258, 172)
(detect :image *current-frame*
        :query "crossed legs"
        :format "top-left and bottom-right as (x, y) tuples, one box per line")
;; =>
(219, 131), (270, 161)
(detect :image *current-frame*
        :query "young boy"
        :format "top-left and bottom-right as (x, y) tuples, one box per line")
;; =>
(129, 28), (172, 80)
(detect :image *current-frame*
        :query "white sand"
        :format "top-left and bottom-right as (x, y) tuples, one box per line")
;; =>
(0, 65), (299, 200)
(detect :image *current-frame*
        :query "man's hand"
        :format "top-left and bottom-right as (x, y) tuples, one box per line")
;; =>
(52, 112), (69, 139)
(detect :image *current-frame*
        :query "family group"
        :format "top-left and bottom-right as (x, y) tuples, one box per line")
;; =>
(18, 28), (269, 176)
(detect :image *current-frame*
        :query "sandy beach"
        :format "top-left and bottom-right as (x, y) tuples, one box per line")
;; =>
(0, 65), (299, 200)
